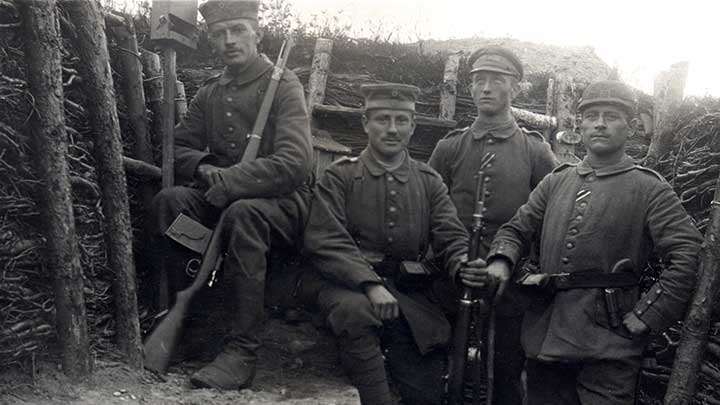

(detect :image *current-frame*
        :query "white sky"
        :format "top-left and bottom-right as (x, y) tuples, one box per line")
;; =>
(288, 0), (720, 97)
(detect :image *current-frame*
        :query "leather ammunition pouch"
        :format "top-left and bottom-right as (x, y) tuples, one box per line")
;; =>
(165, 213), (212, 255)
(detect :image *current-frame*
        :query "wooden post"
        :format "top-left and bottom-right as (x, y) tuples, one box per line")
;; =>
(62, 0), (142, 368)
(665, 172), (720, 404)
(17, 0), (92, 379)
(440, 51), (461, 121)
(161, 47), (177, 188)
(306, 38), (333, 116)
(546, 73), (576, 151)
(141, 50), (164, 147)
(175, 80), (187, 122)
(644, 62), (689, 167)
(108, 14), (155, 210)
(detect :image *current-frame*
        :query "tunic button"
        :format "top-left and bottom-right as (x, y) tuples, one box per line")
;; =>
(231, 85), (239, 91)
(228, 126), (234, 132)
(388, 222), (395, 228)
(388, 237), (394, 242)
(569, 228), (578, 235)
(485, 176), (491, 183)
(587, 175), (596, 181)
(561, 257), (570, 264)
(486, 163), (493, 168)
(646, 300), (652, 304)
(225, 111), (232, 117)
(575, 215), (582, 221)
(387, 175), (394, 182)
(226, 97), (233, 102)
(656, 289), (662, 294)
(482, 207), (488, 212)
(390, 190), (397, 196)
(389, 206), (397, 213)
(566, 242), (574, 249)
(229, 143), (237, 148)
(484, 190), (491, 197)
(579, 202), (587, 208)
(488, 139), (495, 144)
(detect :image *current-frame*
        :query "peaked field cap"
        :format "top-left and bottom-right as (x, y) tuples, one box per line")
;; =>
(360, 83), (421, 112)
(578, 80), (636, 113)
(199, 0), (259, 25)
(469, 45), (523, 80)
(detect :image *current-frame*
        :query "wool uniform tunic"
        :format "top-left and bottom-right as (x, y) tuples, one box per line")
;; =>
(488, 156), (702, 361)
(303, 149), (469, 353)
(174, 54), (313, 200)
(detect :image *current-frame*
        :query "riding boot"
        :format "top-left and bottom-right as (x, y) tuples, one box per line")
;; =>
(338, 334), (395, 405)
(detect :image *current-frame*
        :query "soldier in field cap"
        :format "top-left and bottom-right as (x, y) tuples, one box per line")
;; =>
(149, 0), (312, 391)
(481, 80), (701, 404)
(428, 45), (557, 404)
(301, 83), (486, 404)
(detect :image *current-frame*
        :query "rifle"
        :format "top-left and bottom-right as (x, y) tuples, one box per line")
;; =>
(143, 38), (296, 373)
(448, 152), (496, 405)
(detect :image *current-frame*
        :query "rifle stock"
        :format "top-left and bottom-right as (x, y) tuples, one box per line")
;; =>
(143, 37), (295, 373)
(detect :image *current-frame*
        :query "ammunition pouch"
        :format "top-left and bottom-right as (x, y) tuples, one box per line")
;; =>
(165, 213), (212, 254)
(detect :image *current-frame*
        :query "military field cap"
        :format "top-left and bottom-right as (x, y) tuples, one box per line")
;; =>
(360, 83), (421, 112)
(199, 0), (259, 25)
(469, 45), (523, 80)
(578, 80), (636, 113)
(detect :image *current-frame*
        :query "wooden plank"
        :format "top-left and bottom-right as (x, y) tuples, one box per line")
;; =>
(644, 62), (689, 167)
(17, 0), (92, 379)
(306, 38), (333, 114)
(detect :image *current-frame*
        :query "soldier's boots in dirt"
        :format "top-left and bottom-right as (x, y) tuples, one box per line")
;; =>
(189, 346), (257, 390)
(190, 276), (265, 390)
(339, 334), (396, 405)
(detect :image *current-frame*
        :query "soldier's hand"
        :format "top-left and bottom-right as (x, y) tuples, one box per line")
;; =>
(364, 284), (399, 321)
(458, 257), (488, 288)
(204, 184), (229, 208)
(622, 312), (649, 336)
(196, 164), (224, 187)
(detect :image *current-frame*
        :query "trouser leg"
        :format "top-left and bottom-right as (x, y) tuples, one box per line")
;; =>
(189, 196), (303, 390)
(317, 284), (394, 405)
(576, 357), (641, 405)
(148, 186), (220, 302)
(492, 315), (525, 405)
(383, 317), (446, 405)
(526, 359), (581, 405)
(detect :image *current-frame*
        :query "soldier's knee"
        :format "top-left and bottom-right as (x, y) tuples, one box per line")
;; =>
(224, 199), (265, 221)
(151, 186), (196, 217)
(325, 293), (380, 338)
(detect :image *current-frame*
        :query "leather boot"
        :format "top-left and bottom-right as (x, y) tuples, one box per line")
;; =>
(339, 334), (395, 405)
(190, 276), (265, 390)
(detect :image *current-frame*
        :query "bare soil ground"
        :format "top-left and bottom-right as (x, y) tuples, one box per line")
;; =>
(0, 317), (360, 405)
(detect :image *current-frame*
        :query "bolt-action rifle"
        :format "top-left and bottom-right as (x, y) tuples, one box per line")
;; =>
(143, 38), (295, 373)
(447, 153), (496, 405)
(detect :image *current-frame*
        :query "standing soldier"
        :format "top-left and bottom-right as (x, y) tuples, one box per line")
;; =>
(302, 83), (485, 405)
(428, 45), (557, 404)
(481, 80), (702, 404)
(150, 0), (313, 390)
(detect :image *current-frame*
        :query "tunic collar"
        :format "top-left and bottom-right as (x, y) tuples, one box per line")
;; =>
(218, 55), (273, 86)
(360, 148), (410, 183)
(576, 154), (636, 177)
(470, 116), (520, 140)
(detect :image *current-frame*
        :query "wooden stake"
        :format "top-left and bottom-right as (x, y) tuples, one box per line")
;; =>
(665, 171), (720, 404)
(17, 0), (91, 379)
(306, 38), (333, 116)
(175, 80), (187, 122)
(141, 50), (163, 147)
(161, 47), (177, 189)
(440, 51), (461, 121)
(109, 14), (155, 210)
(61, 0), (142, 368)
(546, 73), (576, 151)
(644, 62), (689, 167)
